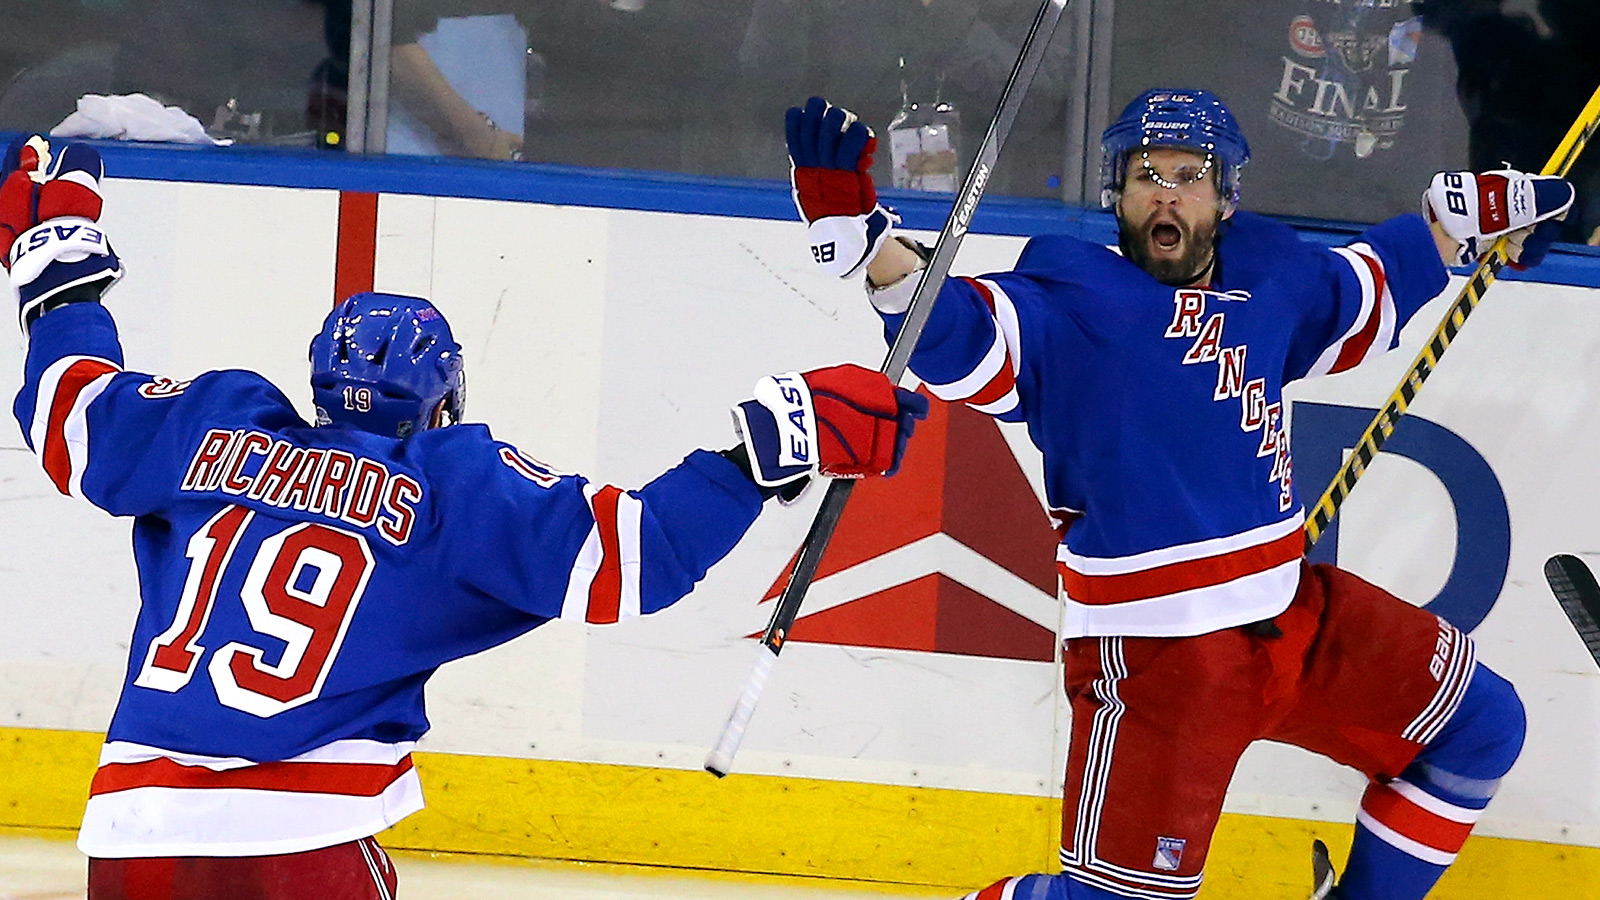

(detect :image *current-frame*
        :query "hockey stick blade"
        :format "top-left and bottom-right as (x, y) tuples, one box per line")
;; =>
(1544, 554), (1600, 668)
(704, 0), (1071, 778)
(1305, 81), (1600, 550)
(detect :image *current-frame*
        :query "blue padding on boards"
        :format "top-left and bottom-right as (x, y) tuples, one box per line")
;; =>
(6, 132), (1599, 289)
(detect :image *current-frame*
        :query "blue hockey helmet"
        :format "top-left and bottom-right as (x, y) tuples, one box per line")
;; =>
(1100, 89), (1251, 210)
(309, 292), (465, 437)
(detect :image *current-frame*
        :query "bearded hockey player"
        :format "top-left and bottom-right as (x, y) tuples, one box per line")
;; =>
(783, 92), (1573, 900)
(3, 134), (926, 900)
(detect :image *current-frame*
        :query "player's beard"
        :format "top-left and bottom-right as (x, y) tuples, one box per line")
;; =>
(1118, 210), (1223, 287)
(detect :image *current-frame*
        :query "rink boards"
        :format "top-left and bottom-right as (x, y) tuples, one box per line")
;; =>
(0, 163), (1597, 897)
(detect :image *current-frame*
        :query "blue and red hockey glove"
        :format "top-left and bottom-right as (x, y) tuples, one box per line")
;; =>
(786, 96), (899, 279)
(733, 364), (928, 493)
(1423, 168), (1574, 269)
(1, 134), (123, 330)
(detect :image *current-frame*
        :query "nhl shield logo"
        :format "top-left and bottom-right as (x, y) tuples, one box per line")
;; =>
(1153, 836), (1187, 872)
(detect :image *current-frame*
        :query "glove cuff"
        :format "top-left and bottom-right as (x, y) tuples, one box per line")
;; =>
(8, 217), (122, 329)
(730, 372), (819, 488)
(1423, 170), (1575, 265)
(807, 204), (900, 279)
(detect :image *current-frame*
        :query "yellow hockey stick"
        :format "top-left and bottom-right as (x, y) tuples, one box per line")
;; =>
(1305, 83), (1600, 550)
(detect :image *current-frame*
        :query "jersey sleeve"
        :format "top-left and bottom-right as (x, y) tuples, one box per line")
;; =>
(435, 436), (766, 624)
(874, 250), (1065, 423)
(13, 302), (306, 516)
(1283, 213), (1450, 383)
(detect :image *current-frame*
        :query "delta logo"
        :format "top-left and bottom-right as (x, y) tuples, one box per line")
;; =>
(757, 391), (1061, 662)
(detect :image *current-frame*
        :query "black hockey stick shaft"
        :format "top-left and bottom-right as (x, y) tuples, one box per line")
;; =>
(1304, 83), (1600, 550)
(1543, 554), (1600, 668)
(705, 0), (1071, 778)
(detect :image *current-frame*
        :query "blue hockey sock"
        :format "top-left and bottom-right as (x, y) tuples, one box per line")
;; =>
(1340, 664), (1525, 900)
(954, 872), (1129, 900)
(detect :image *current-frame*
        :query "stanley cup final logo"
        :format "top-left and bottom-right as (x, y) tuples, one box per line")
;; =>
(1269, 0), (1422, 160)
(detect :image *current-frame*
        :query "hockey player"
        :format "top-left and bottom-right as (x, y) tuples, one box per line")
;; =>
(2, 134), (926, 900)
(783, 93), (1573, 900)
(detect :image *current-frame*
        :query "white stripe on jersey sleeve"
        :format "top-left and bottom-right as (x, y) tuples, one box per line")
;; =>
(63, 372), (116, 499)
(616, 491), (643, 620)
(1305, 247), (1379, 378)
(1306, 243), (1398, 378)
(977, 278), (1024, 378)
(560, 490), (604, 623)
(921, 323), (1010, 403)
(29, 354), (118, 455)
(970, 385), (1020, 417)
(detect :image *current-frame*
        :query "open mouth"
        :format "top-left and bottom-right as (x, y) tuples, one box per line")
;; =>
(1151, 223), (1183, 251)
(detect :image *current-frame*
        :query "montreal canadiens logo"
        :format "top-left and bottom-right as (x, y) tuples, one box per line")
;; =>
(1289, 15), (1324, 57)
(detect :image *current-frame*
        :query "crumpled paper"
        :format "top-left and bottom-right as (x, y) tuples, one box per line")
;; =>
(50, 93), (232, 146)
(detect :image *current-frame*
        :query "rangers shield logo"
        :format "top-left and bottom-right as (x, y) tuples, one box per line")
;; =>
(1153, 835), (1187, 872)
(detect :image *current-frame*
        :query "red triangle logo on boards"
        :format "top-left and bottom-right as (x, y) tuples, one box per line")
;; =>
(759, 392), (1061, 662)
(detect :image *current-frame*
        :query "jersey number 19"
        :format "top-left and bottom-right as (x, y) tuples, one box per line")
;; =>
(132, 504), (375, 718)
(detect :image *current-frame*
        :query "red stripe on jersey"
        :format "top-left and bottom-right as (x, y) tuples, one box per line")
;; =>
(89, 755), (414, 798)
(963, 277), (999, 314)
(967, 364), (1017, 407)
(334, 191), (378, 304)
(42, 358), (118, 493)
(586, 486), (625, 624)
(958, 278), (1017, 406)
(1059, 527), (1304, 606)
(975, 878), (1010, 900)
(1361, 781), (1475, 853)
(1328, 250), (1388, 375)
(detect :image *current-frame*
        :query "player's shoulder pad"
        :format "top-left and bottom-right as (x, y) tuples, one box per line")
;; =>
(1221, 210), (1304, 250)
(1215, 211), (1322, 286)
(404, 423), (570, 489)
(132, 367), (309, 431)
(1009, 233), (1132, 288)
(1013, 233), (1118, 277)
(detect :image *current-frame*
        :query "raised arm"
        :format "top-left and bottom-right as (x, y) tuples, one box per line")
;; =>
(785, 97), (1063, 423)
(444, 364), (926, 621)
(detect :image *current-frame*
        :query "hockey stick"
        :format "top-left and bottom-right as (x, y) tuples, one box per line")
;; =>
(1543, 554), (1600, 668)
(704, 0), (1071, 778)
(1304, 82), (1600, 550)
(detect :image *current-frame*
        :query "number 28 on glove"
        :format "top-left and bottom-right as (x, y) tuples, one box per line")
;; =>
(1423, 168), (1574, 269)
(786, 97), (900, 279)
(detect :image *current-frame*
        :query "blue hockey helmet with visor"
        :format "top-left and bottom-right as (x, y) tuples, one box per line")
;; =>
(1100, 89), (1251, 211)
(309, 292), (465, 437)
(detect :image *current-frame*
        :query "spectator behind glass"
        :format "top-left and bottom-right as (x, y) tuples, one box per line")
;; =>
(737, 0), (1074, 199)
(1419, 0), (1600, 244)
(315, 0), (527, 160)
(313, 0), (753, 169)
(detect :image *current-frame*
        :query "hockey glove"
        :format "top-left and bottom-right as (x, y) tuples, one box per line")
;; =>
(732, 364), (928, 491)
(1, 135), (122, 330)
(1423, 169), (1574, 267)
(787, 96), (899, 279)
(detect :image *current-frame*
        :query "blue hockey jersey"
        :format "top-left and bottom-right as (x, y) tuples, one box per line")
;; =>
(15, 302), (766, 858)
(876, 211), (1448, 638)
